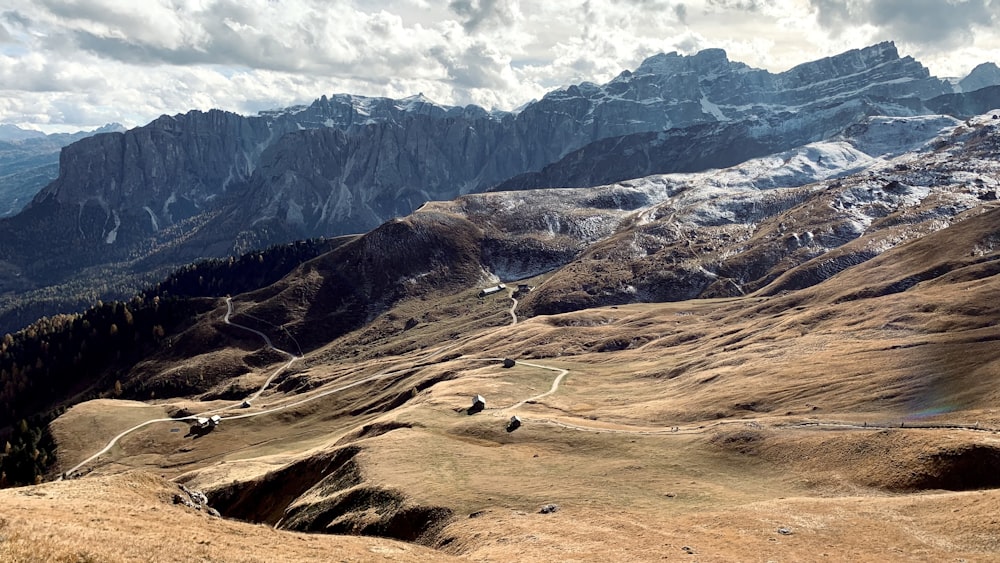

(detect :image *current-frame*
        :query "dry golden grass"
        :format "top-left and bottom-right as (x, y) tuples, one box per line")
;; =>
(441, 487), (1000, 561)
(37, 205), (1000, 561)
(0, 472), (455, 562)
(44, 270), (1000, 561)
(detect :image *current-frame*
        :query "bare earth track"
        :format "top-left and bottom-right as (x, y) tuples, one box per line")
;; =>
(62, 291), (999, 482)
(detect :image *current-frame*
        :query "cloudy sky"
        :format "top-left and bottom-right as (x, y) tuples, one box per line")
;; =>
(1, 0), (997, 133)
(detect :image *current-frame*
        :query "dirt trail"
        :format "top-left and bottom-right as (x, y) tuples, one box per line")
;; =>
(63, 289), (1000, 480)
(62, 298), (464, 478)
(501, 362), (568, 412)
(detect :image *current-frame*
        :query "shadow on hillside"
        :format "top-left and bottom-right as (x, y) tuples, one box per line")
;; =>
(289, 215), (486, 353)
(184, 424), (216, 439)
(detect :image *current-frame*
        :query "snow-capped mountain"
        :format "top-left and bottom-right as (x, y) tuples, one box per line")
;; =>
(208, 43), (991, 249)
(0, 42), (998, 333)
(517, 42), (950, 158)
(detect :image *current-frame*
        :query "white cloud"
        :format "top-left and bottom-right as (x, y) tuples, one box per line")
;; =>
(810, 0), (996, 48)
(448, 0), (522, 32)
(0, 0), (997, 132)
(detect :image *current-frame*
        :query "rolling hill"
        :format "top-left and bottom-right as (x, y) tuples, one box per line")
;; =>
(1, 108), (997, 560)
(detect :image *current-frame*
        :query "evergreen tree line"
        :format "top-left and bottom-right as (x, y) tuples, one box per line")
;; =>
(0, 412), (61, 487)
(145, 237), (345, 300)
(0, 262), (165, 336)
(0, 237), (343, 487)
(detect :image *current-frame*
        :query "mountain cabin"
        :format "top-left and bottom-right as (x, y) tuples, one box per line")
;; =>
(478, 284), (506, 298)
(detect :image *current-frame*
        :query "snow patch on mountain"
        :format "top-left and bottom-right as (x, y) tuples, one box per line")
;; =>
(709, 141), (876, 190)
(842, 115), (962, 158)
(395, 110), (997, 288)
(143, 206), (159, 231)
(699, 96), (728, 121)
(395, 93), (437, 112)
(105, 210), (121, 244)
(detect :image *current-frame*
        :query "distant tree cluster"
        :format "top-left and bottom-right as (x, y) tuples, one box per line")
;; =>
(0, 414), (59, 487)
(0, 296), (208, 434)
(0, 263), (164, 336)
(146, 237), (343, 300)
(0, 237), (342, 488)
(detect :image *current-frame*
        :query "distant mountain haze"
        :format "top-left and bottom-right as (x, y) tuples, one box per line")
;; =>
(0, 123), (125, 218)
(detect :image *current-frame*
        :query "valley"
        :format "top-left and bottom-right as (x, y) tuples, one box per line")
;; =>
(27, 255), (1000, 560)
(22, 125), (1000, 557)
(1, 41), (999, 562)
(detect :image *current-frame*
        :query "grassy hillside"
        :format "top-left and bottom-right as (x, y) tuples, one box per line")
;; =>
(4, 113), (999, 559)
(31, 199), (1000, 560)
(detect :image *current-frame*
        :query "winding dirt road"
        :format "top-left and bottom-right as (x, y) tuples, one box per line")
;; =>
(61, 287), (998, 479)
(62, 298), (298, 477)
(222, 297), (301, 404)
(62, 298), (463, 478)
(61, 415), (197, 478)
(502, 361), (568, 412)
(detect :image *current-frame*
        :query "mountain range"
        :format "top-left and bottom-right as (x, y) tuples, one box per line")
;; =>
(1, 38), (1000, 561)
(0, 42), (998, 337)
(2, 103), (999, 561)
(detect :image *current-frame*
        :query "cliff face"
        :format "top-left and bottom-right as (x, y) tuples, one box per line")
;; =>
(7, 96), (486, 266)
(0, 42), (988, 332)
(41, 111), (272, 224)
(220, 115), (520, 245)
(30, 94), (484, 223)
(0, 123), (125, 218)
(19, 41), (955, 254)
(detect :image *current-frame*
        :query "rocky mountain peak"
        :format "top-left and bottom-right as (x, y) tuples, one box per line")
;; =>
(90, 123), (127, 135)
(690, 47), (732, 68)
(960, 62), (1000, 93)
(780, 41), (903, 82)
(630, 51), (684, 76)
(775, 40), (947, 101)
(628, 47), (745, 80)
(854, 40), (900, 66)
